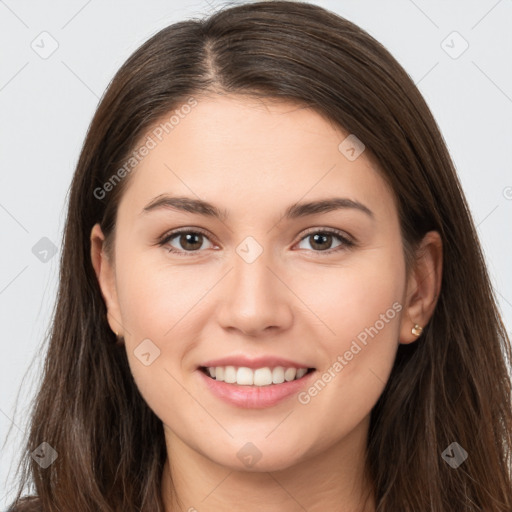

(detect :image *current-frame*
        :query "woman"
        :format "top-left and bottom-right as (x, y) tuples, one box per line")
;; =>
(7, 1), (512, 510)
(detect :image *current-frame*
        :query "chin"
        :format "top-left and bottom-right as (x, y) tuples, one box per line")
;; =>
(207, 444), (307, 473)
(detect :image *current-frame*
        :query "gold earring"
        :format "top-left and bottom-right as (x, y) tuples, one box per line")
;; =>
(411, 324), (423, 336)
(113, 330), (124, 345)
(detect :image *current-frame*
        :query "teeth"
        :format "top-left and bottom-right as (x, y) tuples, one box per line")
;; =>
(272, 366), (285, 384)
(296, 368), (307, 379)
(205, 365), (311, 386)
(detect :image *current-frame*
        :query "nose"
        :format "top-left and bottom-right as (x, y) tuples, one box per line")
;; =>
(216, 247), (294, 337)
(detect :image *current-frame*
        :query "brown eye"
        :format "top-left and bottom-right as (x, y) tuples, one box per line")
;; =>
(297, 229), (354, 253)
(176, 232), (204, 251)
(307, 232), (336, 251)
(159, 229), (215, 255)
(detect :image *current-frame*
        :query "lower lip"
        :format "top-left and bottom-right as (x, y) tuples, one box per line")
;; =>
(197, 368), (316, 409)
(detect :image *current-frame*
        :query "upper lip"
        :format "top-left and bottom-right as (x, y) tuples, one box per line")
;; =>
(199, 355), (315, 370)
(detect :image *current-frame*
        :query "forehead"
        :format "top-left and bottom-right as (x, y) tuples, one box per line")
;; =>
(117, 94), (396, 223)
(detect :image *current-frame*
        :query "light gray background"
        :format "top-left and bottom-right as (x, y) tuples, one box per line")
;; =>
(1, 0), (511, 506)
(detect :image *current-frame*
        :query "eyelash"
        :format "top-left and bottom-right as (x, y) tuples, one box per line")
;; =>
(157, 227), (355, 257)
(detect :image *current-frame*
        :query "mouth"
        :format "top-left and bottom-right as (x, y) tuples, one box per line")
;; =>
(198, 365), (316, 386)
(197, 364), (318, 408)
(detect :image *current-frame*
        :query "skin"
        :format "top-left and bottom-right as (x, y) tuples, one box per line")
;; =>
(90, 94), (442, 512)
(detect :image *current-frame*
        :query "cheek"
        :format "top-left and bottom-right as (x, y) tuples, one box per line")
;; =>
(113, 258), (204, 422)
(294, 247), (405, 346)
(293, 245), (405, 405)
(112, 250), (206, 399)
(115, 248), (208, 340)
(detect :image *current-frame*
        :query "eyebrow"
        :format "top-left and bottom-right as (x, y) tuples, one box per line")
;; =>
(140, 194), (374, 221)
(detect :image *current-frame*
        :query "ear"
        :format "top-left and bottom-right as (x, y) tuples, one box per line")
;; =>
(399, 230), (443, 344)
(90, 223), (124, 337)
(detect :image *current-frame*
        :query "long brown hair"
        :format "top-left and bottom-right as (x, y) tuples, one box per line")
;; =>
(7, 1), (512, 510)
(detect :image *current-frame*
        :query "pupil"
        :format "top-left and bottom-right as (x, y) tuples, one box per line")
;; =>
(312, 233), (331, 250)
(182, 233), (201, 250)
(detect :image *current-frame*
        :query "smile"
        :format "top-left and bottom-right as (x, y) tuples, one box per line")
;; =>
(197, 366), (317, 409)
(200, 365), (315, 386)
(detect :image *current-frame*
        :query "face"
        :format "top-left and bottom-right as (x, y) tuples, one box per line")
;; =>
(92, 94), (414, 473)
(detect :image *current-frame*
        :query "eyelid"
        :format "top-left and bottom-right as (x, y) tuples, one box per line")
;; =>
(157, 226), (355, 256)
(157, 226), (218, 249)
(298, 226), (354, 244)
